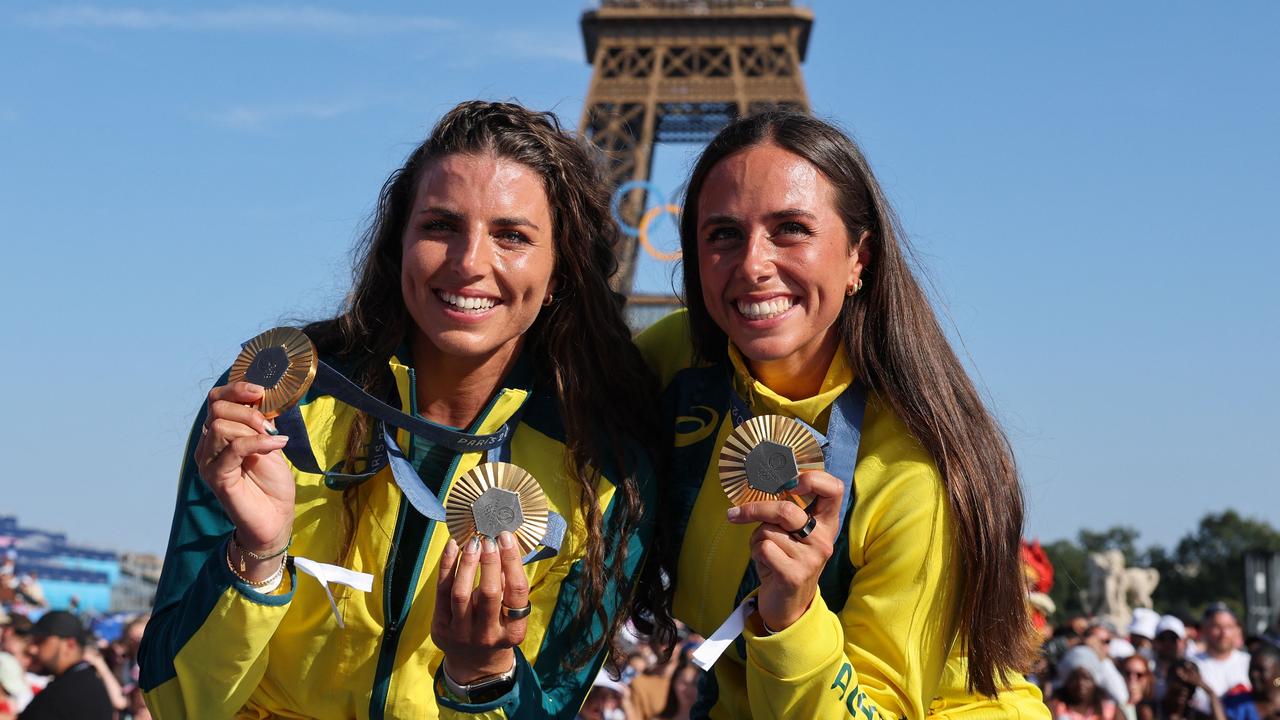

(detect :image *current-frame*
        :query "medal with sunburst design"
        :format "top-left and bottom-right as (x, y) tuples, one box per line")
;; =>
(228, 327), (318, 419)
(718, 415), (823, 507)
(445, 462), (549, 557)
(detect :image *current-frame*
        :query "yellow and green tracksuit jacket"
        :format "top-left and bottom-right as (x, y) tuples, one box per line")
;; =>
(139, 348), (655, 719)
(636, 311), (1047, 720)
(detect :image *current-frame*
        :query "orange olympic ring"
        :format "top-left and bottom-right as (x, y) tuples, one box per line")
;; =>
(637, 204), (683, 262)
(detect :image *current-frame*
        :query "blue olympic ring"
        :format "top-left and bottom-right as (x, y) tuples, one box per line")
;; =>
(611, 180), (676, 238)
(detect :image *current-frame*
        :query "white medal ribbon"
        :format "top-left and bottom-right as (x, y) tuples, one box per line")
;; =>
(293, 556), (374, 629)
(691, 596), (756, 671)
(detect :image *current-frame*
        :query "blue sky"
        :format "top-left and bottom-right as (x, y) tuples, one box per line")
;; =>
(2, 1), (1276, 556)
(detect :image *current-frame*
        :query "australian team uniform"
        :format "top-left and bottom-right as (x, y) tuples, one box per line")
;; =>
(637, 311), (1048, 720)
(140, 348), (655, 719)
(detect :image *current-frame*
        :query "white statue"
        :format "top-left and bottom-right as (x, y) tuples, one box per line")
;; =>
(1087, 549), (1160, 630)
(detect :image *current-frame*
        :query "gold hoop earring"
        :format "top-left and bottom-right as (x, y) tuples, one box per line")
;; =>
(846, 279), (863, 297)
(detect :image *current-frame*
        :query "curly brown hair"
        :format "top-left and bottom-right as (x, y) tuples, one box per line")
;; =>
(303, 100), (674, 668)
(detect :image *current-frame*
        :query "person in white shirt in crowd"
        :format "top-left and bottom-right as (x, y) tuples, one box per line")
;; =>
(1190, 603), (1252, 713)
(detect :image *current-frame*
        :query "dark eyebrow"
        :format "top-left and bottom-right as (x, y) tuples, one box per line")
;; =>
(414, 207), (464, 222)
(491, 216), (541, 231)
(700, 209), (818, 231)
(765, 208), (819, 222)
(700, 213), (742, 231)
(414, 208), (540, 232)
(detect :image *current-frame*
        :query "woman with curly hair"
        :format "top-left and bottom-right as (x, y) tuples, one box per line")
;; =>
(140, 100), (671, 719)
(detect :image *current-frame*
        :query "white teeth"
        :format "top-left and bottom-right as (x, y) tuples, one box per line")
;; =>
(437, 291), (497, 313)
(736, 297), (794, 319)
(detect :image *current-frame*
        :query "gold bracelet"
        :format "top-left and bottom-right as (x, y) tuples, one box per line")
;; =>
(225, 538), (287, 588)
(232, 531), (292, 572)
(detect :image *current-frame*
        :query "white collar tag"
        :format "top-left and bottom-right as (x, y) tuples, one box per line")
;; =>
(691, 597), (756, 671)
(293, 556), (375, 629)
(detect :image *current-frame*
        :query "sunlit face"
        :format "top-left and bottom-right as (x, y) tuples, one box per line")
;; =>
(696, 143), (864, 369)
(1122, 657), (1152, 702)
(1153, 631), (1184, 661)
(124, 622), (146, 655)
(1066, 667), (1098, 704)
(1201, 611), (1240, 655)
(401, 153), (556, 368)
(578, 687), (623, 720)
(1248, 654), (1278, 699)
(26, 635), (70, 675)
(673, 666), (700, 708)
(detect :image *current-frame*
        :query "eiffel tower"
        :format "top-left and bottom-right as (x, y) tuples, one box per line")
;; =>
(579, 0), (814, 294)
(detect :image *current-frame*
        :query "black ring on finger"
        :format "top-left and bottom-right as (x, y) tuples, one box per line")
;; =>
(500, 603), (532, 620)
(790, 514), (818, 541)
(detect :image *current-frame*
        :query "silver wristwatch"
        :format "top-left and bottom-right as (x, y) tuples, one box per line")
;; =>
(442, 660), (517, 703)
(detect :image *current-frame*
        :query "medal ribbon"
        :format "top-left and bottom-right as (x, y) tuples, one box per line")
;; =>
(269, 357), (564, 562)
(699, 375), (867, 668)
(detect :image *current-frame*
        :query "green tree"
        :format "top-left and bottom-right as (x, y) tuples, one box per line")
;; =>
(1152, 510), (1280, 618)
(1078, 526), (1142, 566)
(1037, 513), (1280, 624)
(1043, 538), (1088, 617)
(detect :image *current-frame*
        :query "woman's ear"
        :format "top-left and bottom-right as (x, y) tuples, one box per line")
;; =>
(847, 230), (872, 294)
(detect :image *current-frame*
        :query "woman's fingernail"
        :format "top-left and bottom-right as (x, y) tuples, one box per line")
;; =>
(467, 537), (480, 554)
(726, 507), (741, 521)
(264, 420), (278, 435)
(271, 435), (289, 444)
(498, 531), (515, 549)
(245, 383), (264, 393)
(483, 537), (497, 554)
(780, 478), (799, 492)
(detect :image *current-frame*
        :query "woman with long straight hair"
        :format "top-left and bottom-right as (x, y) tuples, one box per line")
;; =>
(636, 110), (1047, 718)
(140, 100), (672, 718)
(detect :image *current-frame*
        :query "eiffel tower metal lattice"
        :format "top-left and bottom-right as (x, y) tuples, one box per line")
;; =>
(579, 0), (814, 292)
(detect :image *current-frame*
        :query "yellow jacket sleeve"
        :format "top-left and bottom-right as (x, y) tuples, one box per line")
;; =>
(139, 399), (298, 718)
(739, 432), (958, 720)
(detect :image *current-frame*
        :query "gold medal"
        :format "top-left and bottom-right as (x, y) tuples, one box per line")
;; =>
(719, 415), (823, 507)
(445, 462), (549, 557)
(227, 327), (318, 419)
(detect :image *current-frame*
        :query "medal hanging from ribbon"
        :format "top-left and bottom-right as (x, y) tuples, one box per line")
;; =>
(719, 414), (824, 508)
(227, 327), (565, 563)
(693, 376), (868, 670)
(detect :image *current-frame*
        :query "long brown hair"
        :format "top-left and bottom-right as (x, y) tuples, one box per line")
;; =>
(304, 100), (674, 667)
(678, 111), (1037, 695)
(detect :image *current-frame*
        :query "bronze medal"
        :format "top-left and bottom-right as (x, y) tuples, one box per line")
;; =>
(227, 327), (318, 418)
(445, 462), (549, 557)
(718, 415), (823, 507)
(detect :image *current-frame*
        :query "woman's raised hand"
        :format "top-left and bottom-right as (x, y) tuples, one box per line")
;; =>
(433, 531), (531, 683)
(193, 381), (295, 574)
(726, 469), (846, 631)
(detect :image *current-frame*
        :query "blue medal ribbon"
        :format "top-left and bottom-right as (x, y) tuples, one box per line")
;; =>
(268, 356), (564, 562)
(726, 374), (868, 656)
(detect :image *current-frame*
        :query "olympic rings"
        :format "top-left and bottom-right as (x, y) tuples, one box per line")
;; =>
(637, 205), (683, 261)
(610, 180), (683, 262)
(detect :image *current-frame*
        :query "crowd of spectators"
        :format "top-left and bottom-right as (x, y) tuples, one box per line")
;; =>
(0, 605), (150, 720)
(5, 547), (1277, 720)
(576, 624), (706, 720)
(1036, 605), (1280, 720)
